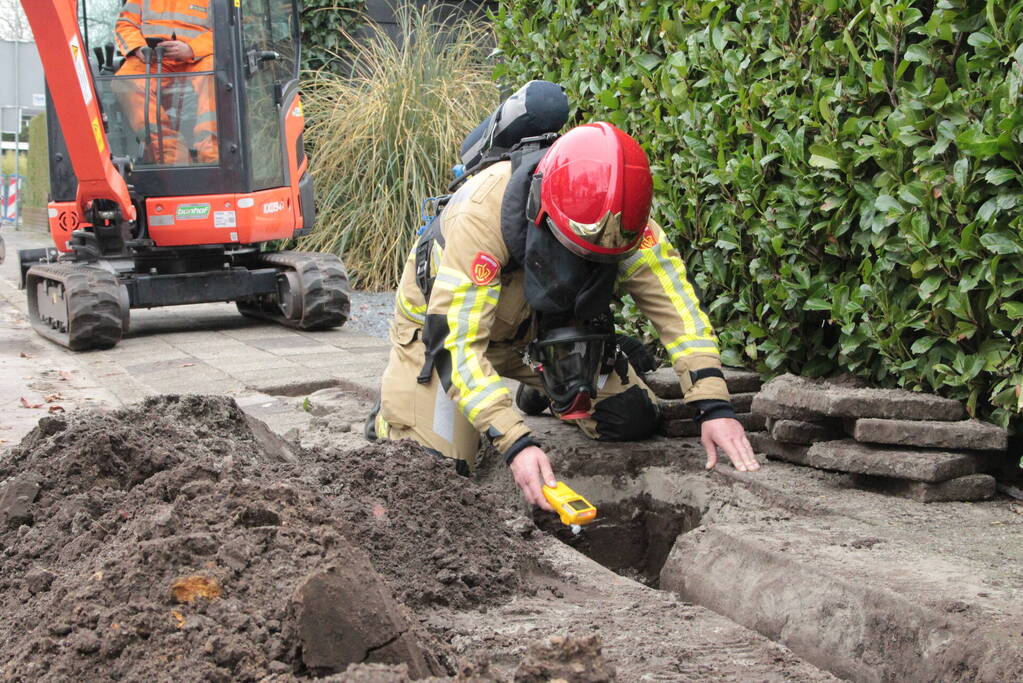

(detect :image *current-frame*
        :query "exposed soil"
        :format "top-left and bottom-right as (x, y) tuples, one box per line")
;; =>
(0, 396), (544, 680)
(0, 394), (837, 682)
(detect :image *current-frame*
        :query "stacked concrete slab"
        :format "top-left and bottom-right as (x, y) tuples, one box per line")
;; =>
(749, 374), (1006, 502)
(645, 367), (766, 438)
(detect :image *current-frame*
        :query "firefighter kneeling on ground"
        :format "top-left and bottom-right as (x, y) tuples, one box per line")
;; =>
(368, 122), (760, 511)
(112, 0), (217, 165)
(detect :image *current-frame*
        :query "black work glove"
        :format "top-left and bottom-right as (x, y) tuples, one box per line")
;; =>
(616, 334), (657, 375)
(593, 385), (659, 441)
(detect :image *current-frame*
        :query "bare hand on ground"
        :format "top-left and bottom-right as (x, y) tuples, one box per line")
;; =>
(701, 418), (759, 472)
(509, 445), (556, 511)
(158, 40), (194, 61)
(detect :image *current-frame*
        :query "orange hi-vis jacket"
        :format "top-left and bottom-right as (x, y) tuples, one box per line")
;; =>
(115, 0), (213, 61)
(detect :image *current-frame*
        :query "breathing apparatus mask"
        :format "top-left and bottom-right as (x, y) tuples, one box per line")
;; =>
(526, 314), (627, 419)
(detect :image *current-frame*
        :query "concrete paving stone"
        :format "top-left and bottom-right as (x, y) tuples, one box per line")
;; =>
(731, 392), (756, 413)
(851, 417), (1008, 452)
(243, 335), (325, 350)
(762, 373), (964, 421)
(264, 343), (344, 357)
(123, 358), (213, 375)
(160, 331), (239, 345)
(645, 367), (763, 400)
(752, 377), (828, 421)
(748, 431), (813, 465)
(220, 326), (295, 341)
(296, 330), (388, 346)
(806, 439), (976, 482)
(203, 357), (301, 374)
(150, 379), (246, 396)
(659, 413), (765, 439)
(770, 418), (845, 446)
(292, 353), (350, 369)
(658, 400), (698, 421)
(659, 418), (701, 438)
(851, 473), (997, 503)
(661, 393), (756, 419)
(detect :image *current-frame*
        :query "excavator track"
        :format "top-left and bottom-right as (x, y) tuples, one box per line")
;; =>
(236, 251), (351, 330)
(25, 263), (127, 351)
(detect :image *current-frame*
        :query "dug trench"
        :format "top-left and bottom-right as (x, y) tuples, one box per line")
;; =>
(502, 416), (1023, 682)
(1, 393), (1020, 681)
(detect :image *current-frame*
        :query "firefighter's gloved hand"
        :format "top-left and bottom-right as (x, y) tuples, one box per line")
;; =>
(701, 417), (760, 473)
(508, 446), (556, 511)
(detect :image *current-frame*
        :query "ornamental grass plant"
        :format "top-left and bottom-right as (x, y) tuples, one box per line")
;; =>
(297, 3), (498, 290)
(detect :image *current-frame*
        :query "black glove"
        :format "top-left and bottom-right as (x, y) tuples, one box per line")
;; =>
(593, 385), (659, 441)
(616, 334), (657, 375)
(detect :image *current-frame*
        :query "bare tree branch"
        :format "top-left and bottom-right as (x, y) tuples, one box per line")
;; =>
(0, 0), (32, 43)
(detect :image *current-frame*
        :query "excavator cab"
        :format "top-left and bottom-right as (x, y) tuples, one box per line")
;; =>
(17, 0), (349, 350)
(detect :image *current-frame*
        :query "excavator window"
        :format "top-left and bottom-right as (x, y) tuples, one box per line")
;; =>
(240, 0), (298, 190)
(79, 0), (219, 168)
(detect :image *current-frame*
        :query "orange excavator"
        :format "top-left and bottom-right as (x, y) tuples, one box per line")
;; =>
(13, 0), (350, 350)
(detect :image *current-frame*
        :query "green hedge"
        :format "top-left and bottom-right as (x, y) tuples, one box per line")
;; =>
(24, 113), (48, 209)
(300, 0), (366, 72)
(494, 0), (1023, 428)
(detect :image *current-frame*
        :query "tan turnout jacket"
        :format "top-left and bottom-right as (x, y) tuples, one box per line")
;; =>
(387, 161), (729, 457)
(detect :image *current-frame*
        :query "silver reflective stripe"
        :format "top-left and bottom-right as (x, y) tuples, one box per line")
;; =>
(432, 384), (456, 444)
(196, 111), (217, 124)
(122, 1), (141, 12)
(461, 379), (505, 418)
(114, 32), (129, 52)
(142, 22), (203, 39)
(146, 10), (210, 28)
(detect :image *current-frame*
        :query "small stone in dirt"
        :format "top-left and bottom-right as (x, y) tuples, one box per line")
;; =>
(290, 563), (436, 677)
(0, 477), (41, 529)
(513, 635), (617, 682)
(170, 576), (222, 604)
(25, 568), (55, 594)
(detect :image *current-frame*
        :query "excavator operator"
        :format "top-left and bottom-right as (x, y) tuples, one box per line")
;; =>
(112, 0), (217, 165)
(367, 122), (760, 511)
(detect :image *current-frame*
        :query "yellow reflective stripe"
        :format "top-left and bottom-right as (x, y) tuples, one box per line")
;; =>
(665, 334), (720, 361)
(443, 272), (505, 422)
(396, 290), (426, 324)
(625, 240), (719, 360)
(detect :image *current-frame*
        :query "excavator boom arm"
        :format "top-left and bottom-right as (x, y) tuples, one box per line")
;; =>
(20, 0), (136, 224)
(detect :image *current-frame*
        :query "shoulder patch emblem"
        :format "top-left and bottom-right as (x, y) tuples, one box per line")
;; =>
(639, 225), (658, 250)
(470, 251), (500, 286)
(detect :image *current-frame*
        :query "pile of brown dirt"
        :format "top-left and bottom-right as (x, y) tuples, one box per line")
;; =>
(0, 395), (541, 681)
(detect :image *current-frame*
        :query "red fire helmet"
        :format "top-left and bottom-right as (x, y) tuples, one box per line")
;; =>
(532, 122), (653, 262)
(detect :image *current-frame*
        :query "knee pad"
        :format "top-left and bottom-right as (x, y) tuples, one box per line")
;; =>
(592, 385), (659, 441)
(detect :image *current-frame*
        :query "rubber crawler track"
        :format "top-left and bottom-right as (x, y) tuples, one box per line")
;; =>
(26, 263), (124, 351)
(240, 251), (351, 330)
